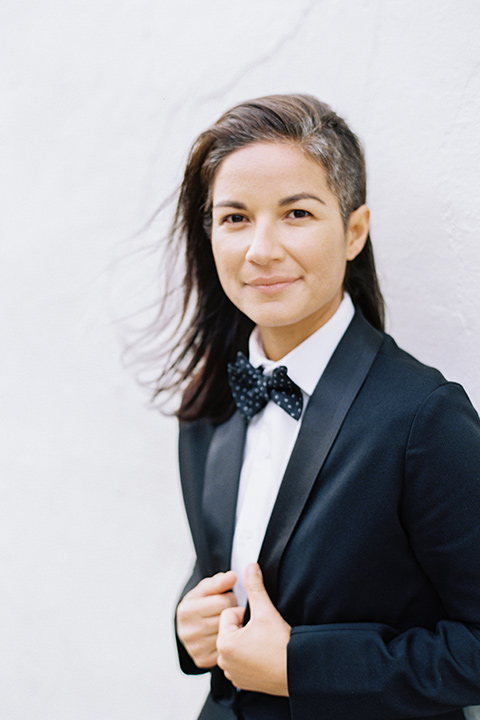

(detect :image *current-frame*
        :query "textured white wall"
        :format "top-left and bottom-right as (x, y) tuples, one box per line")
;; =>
(1, 1), (479, 718)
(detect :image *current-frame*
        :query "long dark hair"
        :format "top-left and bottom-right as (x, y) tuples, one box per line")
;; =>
(150, 94), (384, 423)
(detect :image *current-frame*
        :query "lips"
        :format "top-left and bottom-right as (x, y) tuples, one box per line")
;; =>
(248, 276), (296, 286)
(246, 276), (298, 294)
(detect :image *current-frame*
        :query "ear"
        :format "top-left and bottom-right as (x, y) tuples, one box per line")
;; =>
(345, 204), (370, 261)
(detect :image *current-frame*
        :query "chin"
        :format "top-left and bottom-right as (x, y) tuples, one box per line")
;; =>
(242, 304), (298, 326)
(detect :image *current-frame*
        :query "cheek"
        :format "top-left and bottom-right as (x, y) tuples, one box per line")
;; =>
(212, 240), (240, 274)
(211, 244), (238, 298)
(295, 242), (344, 277)
(211, 240), (224, 274)
(312, 237), (348, 272)
(211, 245), (225, 278)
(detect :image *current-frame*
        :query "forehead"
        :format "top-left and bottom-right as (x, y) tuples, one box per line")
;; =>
(212, 142), (330, 198)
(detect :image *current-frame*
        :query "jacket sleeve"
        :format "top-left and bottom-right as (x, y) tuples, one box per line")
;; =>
(287, 382), (480, 719)
(175, 420), (216, 676)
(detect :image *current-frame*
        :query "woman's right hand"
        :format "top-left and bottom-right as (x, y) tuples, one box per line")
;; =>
(176, 570), (238, 669)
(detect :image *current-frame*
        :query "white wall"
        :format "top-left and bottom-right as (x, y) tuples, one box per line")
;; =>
(1, 1), (479, 718)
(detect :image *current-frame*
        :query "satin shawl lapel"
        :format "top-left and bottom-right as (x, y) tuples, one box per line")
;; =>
(202, 411), (247, 576)
(258, 312), (384, 602)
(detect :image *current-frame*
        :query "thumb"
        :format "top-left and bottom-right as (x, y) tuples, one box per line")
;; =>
(244, 563), (272, 615)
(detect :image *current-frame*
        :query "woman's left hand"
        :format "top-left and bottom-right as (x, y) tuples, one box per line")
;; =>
(216, 563), (291, 696)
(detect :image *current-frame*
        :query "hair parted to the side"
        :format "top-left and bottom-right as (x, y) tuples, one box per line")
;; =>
(152, 94), (385, 423)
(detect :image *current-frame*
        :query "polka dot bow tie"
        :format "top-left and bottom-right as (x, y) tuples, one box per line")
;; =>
(227, 352), (303, 421)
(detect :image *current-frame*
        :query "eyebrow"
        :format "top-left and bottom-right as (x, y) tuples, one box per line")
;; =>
(213, 200), (247, 210)
(213, 192), (325, 210)
(279, 192), (325, 206)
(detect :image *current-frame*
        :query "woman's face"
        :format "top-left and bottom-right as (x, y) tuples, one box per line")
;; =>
(210, 142), (369, 360)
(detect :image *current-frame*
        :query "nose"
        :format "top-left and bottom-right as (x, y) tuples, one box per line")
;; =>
(245, 220), (285, 265)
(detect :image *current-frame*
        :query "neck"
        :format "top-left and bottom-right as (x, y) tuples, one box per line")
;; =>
(258, 300), (343, 361)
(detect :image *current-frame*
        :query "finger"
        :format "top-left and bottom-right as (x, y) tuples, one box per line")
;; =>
(186, 639), (219, 669)
(187, 571), (237, 599)
(198, 591), (238, 618)
(194, 651), (219, 670)
(183, 622), (219, 646)
(219, 605), (246, 635)
(180, 590), (237, 622)
(179, 614), (222, 641)
(243, 563), (272, 616)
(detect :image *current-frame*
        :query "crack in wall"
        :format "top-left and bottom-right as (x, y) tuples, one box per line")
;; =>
(152, 0), (321, 184)
(197, 0), (321, 104)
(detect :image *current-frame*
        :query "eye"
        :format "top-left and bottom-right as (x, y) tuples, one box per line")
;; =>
(289, 209), (311, 219)
(222, 213), (247, 224)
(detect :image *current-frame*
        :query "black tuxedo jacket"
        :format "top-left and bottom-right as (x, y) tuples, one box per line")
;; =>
(176, 312), (480, 720)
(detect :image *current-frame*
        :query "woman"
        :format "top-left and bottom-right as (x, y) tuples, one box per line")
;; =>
(157, 95), (480, 719)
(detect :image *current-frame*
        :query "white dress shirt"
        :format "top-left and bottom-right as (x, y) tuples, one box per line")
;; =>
(231, 294), (355, 606)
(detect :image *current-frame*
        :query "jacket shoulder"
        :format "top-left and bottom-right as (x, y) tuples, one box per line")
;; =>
(374, 332), (451, 396)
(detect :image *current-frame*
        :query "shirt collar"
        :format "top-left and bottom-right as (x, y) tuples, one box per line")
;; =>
(248, 294), (355, 398)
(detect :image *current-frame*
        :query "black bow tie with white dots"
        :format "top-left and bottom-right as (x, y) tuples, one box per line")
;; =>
(227, 352), (303, 421)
